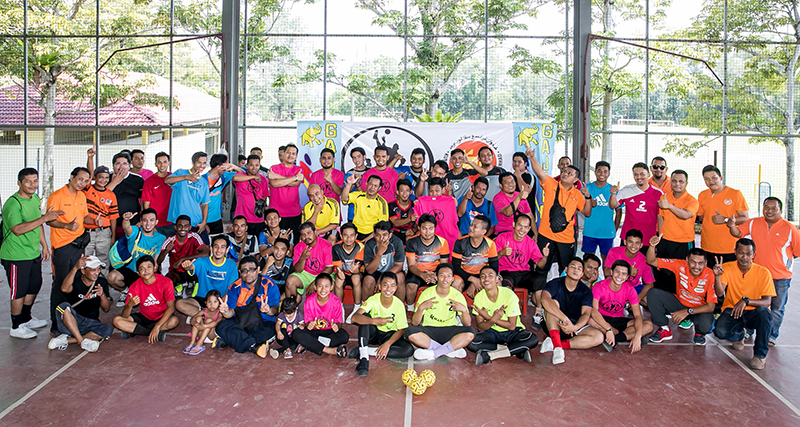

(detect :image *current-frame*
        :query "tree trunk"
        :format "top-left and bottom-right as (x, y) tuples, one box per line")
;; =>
(784, 51), (797, 221)
(41, 78), (56, 209)
(601, 88), (613, 160)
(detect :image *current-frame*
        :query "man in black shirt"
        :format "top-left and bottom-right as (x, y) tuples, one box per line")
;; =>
(49, 255), (114, 352)
(107, 152), (144, 228)
(262, 238), (293, 295)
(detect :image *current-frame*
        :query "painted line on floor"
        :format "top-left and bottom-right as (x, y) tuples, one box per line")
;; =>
(0, 351), (89, 420)
(404, 357), (414, 427)
(710, 336), (800, 418)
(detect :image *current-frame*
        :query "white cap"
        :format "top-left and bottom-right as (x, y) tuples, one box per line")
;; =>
(84, 255), (106, 269)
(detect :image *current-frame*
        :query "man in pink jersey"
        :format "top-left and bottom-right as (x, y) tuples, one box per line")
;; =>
(308, 148), (344, 202)
(610, 162), (663, 253)
(285, 222), (334, 302)
(604, 229), (656, 303)
(361, 146), (400, 203)
(413, 177), (460, 251)
(269, 144), (304, 244)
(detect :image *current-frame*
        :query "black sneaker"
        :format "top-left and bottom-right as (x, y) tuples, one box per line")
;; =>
(356, 358), (369, 376)
(337, 344), (348, 358)
(157, 331), (167, 342)
(120, 331), (131, 340)
(475, 349), (491, 366)
(347, 346), (359, 359)
(516, 350), (532, 363)
(693, 334), (707, 346)
(602, 341), (614, 353)
(212, 336), (227, 349)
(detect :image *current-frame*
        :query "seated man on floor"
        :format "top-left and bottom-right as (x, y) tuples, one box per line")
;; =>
(157, 215), (208, 297)
(452, 215), (499, 298)
(226, 215), (261, 264)
(468, 266), (538, 365)
(646, 235), (717, 345)
(582, 253), (602, 288)
(108, 209), (167, 307)
(406, 214), (463, 295)
(261, 237), (293, 295)
(213, 256), (281, 358)
(362, 221), (407, 307)
(50, 255), (114, 352)
(291, 275), (350, 358)
(713, 238), (775, 370)
(285, 222), (333, 302)
(604, 229), (655, 304)
(175, 234), (239, 322)
(405, 263), (476, 361)
(112, 255), (180, 343)
(589, 260), (653, 353)
(539, 257), (604, 365)
(332, 223), (365, 323)
(349, 272), (414, 376)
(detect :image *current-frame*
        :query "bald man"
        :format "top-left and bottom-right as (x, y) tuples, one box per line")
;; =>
(302, 183), (340, 244)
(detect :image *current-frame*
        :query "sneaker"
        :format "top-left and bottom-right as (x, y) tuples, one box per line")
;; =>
(337, 344), (348, 358)
(539, 337), (554, 353)
(445, 348), (467, 359)
(347, 346), (360, 359)
(116, 289), (128, 308)
(48, 334), (69, 350)
(602, 341), (614, 353)
(204, 337), (213, 344)
(255, 343), (269, 359)
(552, 347), (565, 365)
(10, 325), (37, 339)
(185, 316), (192, 325)
(80, 339), (100, 352)
(284, 349), (294, 359)
(212, 336), (227, 349)
(693, 334), (707, 346)
(732, 339), (745, 351)
(678, 319), (693, 330)
(22, 316), (48, 329)
(406, 304), (415, 312)
(475, 349), (491, 366)
(120, 331), (132, 340)
(345, 304), (360, 324)
(414, 348), (436, 360)
(157, 331), (167, 343)
(356, 358), (369, 376)
(768, 337), (777, 347)
(649, 327), (673, 343)
(749, 356), (766, 370)
(743, 329), (753, 341)
(269, 348), (280, 359)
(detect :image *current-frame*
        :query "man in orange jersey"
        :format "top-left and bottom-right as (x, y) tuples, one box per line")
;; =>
(697, 165), (749, 268)
(656, 170), (698, 260)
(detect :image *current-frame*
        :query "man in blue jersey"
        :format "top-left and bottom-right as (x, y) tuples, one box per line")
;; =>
(204, 153), (241, 235)
(176, 234), (239, 320)
(165, 151), (211, 243)
(582, 161), (621, 260)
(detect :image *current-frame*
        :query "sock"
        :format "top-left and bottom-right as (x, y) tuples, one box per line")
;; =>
(488, 346), (511, 360)
(549, 330), (562, 348)
(427, 340), (443, 351)
(359, 346), (369, 360)
(561, 340), (571, 349)
(615, 332), (628, 343)
(132, 324), (150, 336)
(11, 313), (23, 329)
(20, 304), (32, 323)
(432, 341), (455, 358)
(662, 325), (670, 332)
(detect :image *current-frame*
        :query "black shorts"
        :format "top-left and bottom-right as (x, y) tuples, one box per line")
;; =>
(557, 324), (591, 342)
(357, 232), (372, 241)
(500, 270), (546, 292)
(603, 315), (633, 333)
(116, 267), (141, 288)
(247, 222), (266, 237)
(339, 274), (361, 288)
(404, 325), (476, 344)
(55, 302), (113, 339)
(405, 273), (434, 287)
(130, 312), (159, 331)
(190, 296), (207, 308)
(2, 257), (43, 300)
(169, 270), (195, 285)
(656, 238), (692, 260)
(207, 219), (224, 235)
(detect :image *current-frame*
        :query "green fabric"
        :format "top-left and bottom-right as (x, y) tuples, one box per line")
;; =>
(1, 194), (42, 261)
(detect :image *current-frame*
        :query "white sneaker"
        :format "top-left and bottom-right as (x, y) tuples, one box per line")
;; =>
(445, 348), (467, 359)
(186, 316), (192, 325)
(48, 334), (69, 350)
(22, 316), (48, 329)
(10, 325), (37, 339)
(80, 339), (100, 352)
(540, 337), (554, 353)
(406, 304), (415, 312)
(345, 304), (360, 324)
(414, 348), (436, 360)
(204, 337), (213, 344)
(116, 289), (128, 308)
(552, 347), (565, 365)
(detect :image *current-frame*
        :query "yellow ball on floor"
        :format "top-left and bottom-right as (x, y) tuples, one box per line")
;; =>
(410, 377), (428, 395)
(419, 369), (436, 387)
(401, 369), (417, 386)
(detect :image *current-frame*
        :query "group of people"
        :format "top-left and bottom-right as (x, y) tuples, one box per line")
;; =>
(1, 142), (797, 374)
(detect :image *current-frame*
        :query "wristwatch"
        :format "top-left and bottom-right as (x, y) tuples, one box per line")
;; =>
(687, 308), (694, 315)
(742, 296), (750, 306)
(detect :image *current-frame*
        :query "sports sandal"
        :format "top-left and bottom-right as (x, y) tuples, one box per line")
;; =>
(337, 344), (348, 358)
(189, 346), (206, 355)
(183, 345), (194, 354)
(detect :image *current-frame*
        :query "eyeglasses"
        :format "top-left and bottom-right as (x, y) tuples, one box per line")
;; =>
(239, 267), (258, 274)
(651, 165), (666, 170)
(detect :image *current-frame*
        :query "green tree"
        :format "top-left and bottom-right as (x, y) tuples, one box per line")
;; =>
(662, 0), (798, 220)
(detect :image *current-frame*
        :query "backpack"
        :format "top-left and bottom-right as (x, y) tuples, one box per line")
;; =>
(108, 229), (143, 269)
(548, 184), (569, 234)
(0, 195), (23, 251)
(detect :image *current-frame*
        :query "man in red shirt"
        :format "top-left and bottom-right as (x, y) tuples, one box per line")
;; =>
(142, 152), (173, 236)
(156, 215), (209, 296)
(112, 255), (179, 343)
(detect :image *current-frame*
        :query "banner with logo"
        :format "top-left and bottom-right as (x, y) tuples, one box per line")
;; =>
(512, 122), (558, 225)
(296, 120), (342, 206)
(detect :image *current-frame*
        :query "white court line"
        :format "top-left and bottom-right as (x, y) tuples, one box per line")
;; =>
(710, 336), (800, 418)
(0, 351), (89, 420)
(404, 357), (414, 427)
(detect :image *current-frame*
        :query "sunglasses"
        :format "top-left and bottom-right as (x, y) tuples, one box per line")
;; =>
(651, 165), (666, 170)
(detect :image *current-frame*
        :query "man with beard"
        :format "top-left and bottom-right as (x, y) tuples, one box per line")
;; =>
(309, 148), (344, 202)
(285, 222), (334, 302)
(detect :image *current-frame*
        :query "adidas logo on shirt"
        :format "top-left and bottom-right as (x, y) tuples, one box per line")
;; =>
(143, 293), (159, 307)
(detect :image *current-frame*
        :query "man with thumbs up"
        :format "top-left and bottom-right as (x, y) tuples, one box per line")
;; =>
(83, 165), (119, 276)
(697, 165), (749, 269)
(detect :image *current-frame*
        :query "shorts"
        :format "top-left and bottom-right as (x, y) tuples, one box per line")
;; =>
(188, 296), (207, 308)
(356, 232), (372, 241)
(500, 270), (546, 292)
(289, 271), (334, 294)
(655, 238), (693, 260)
(207, 219), (224, 235)
(405, 272), (435, 287)
(116, 267), (141, 288)
(559, 325), (591, 342)
(581, 236), (615, 256)
(338, 274), (361, 288)
(404, 325), (476, 344)
(247, 222), (266, 237)
(131, 312), (159, 332)
(55, 302), (113, 339)
(169, 270), (195, 285)
(603, 315), (633, 333)
(2, 257), (43, 300)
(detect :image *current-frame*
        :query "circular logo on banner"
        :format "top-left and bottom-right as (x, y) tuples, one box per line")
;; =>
(446, 136), (503, 169)
(341, 126), (435, 171)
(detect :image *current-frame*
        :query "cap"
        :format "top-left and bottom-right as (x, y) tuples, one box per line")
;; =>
(84, 255), (106, 269)
(94, 166), (110, 177)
